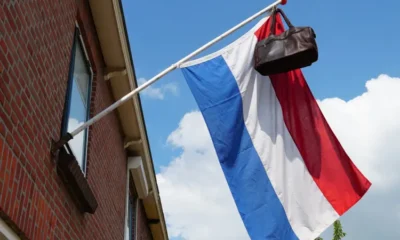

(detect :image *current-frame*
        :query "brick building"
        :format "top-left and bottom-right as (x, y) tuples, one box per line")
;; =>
(0, 0), (168, 239)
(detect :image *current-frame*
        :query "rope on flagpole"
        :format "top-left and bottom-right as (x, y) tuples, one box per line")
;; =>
(52, 0), (286, 152)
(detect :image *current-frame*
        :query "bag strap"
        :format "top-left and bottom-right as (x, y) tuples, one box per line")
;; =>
(269, 8), (294, 35)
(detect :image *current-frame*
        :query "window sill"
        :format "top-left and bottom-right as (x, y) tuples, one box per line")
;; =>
(56, 146), (98, 214)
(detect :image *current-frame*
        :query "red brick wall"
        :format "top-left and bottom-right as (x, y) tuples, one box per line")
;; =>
(0, 1), (138, 239)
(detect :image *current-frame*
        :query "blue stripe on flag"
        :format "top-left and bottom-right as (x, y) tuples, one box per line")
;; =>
(181, 56), (298, 240)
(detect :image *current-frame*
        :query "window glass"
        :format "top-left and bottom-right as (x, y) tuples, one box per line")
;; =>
(128, 195), (137, 240)
(63, 32), (92, 173)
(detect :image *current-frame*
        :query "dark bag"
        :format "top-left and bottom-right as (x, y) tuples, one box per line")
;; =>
(254, 8), (318, 76)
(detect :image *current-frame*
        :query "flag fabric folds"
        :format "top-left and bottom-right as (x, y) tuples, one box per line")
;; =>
(179, 14), (371, 240)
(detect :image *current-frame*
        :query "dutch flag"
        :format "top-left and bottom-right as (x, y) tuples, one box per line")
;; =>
(179, 13), (371, 240)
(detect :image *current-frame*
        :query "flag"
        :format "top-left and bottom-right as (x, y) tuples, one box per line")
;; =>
(179, 13), (371, 240)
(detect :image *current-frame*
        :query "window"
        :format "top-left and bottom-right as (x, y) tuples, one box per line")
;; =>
(127, 193), (138, 240)
(61, 26), (93, 174)
(125, 174), (139, 240)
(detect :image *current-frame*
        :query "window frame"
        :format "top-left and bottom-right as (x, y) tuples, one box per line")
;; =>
(128, 193), (138, 240)
(60, 24), (93, 175)
(125, 174), (139, 240)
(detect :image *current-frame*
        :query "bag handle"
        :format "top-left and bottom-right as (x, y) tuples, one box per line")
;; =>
(269, 8), (294, 35)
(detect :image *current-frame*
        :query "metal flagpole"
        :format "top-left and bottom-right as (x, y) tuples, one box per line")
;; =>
(52, 0), (287, 152)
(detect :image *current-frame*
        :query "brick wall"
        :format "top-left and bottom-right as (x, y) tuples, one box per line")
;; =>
(0, 1), (150, 239)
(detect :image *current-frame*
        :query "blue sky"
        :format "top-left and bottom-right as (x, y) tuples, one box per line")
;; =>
(121, 0), (400, 239)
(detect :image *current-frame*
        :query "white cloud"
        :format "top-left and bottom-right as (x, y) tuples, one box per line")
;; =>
(158, 111), (249, 240)
(138, 78), (179, 100)
(317, 74), (400, 190)
(157, 74), (400, 239)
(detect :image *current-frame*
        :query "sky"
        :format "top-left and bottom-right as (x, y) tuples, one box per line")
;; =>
(121, 0), (400, 239)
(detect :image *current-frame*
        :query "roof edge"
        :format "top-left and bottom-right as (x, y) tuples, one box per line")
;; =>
(112, 0), (169, 239)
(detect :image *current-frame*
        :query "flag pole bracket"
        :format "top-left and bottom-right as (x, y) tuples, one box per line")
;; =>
(51, 133), (73, 158)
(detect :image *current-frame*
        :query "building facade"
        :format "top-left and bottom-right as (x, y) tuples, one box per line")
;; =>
(0, 0), (168, 239)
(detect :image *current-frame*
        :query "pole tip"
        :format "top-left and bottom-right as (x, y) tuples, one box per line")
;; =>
(281, 0), (287, 5)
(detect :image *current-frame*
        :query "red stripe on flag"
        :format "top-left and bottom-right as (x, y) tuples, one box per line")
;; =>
(255, 14), (371, 215)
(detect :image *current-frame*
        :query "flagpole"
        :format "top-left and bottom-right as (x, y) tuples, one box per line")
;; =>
(52, 0), (286, 151)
